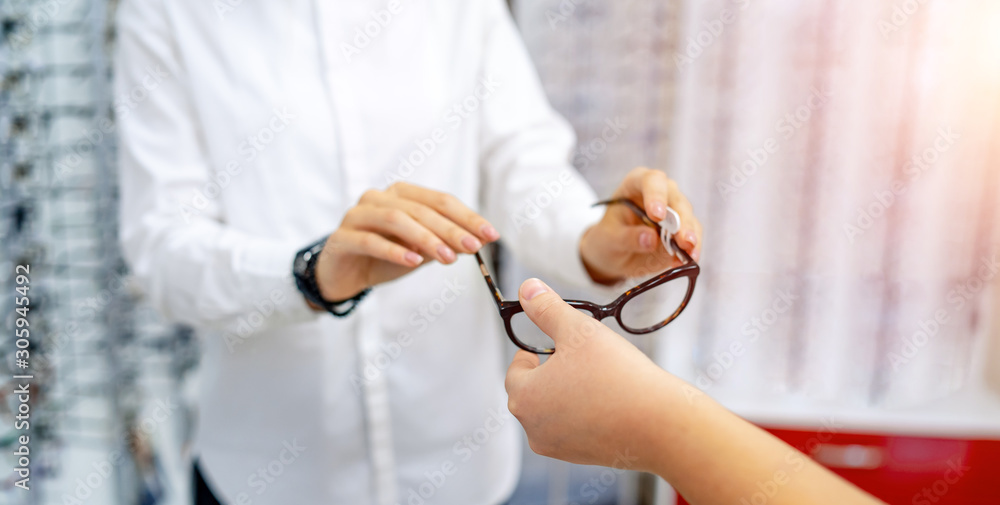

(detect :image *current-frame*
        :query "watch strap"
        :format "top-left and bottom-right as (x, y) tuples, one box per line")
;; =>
(293, 237), (371, 317)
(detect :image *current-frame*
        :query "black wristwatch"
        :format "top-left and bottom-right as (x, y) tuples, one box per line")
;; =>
(293, 237), (370, 317)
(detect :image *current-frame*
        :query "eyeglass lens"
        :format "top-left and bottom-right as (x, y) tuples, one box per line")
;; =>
(509, 275), (690, 352)
(618, 276), (690, 331)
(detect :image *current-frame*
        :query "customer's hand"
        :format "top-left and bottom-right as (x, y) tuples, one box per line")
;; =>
(505, 278), (885, 505)
(314, 182), (499, 301)
(579, 167), (702, 284)
(504, 278), (688, 472)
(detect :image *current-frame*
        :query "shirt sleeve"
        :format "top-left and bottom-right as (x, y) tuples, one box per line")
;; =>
(114, 0), (318, 333)
(477, 0), (617, 292)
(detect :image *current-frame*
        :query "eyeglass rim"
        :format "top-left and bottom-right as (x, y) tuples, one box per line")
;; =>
(475, 198), (700, 354)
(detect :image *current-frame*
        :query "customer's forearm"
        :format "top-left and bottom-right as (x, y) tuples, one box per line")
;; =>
(645, 375), (882, 505)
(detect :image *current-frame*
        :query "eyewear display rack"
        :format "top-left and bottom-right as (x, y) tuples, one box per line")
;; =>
(1, 1), (197, 504)
(519, 1), (1000, 504)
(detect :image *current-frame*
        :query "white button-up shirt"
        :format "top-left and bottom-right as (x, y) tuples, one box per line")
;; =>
(115, 0), (607, 504)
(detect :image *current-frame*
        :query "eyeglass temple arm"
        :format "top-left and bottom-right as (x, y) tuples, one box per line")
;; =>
(474, 251), (506, 310)
(593, 198), (697, 265)
(672, 237), (694, 265)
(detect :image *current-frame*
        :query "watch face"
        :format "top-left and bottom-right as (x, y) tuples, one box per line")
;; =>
(294, 242), (322, 276)
(294, 253), (308, 275)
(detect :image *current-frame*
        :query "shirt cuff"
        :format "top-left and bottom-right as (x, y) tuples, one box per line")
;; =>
(235, 237), (321, 326)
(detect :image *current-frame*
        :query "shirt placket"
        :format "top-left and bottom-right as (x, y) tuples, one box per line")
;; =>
(356, 294), (398, 505)
(312, 2), (398, 504)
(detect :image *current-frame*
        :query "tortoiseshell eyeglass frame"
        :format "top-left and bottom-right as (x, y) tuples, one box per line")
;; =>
(474, 198), (700, 354)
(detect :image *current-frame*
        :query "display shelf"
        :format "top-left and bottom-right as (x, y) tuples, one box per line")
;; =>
(718, 387), (1000, 439)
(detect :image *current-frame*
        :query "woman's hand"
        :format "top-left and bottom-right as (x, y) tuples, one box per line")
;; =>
(314, 182), (500, 301)
(579, 167), (702, 284)
(504, 278), (686, 472)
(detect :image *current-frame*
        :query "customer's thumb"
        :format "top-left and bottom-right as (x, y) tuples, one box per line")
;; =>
(518, 278), (591, 346)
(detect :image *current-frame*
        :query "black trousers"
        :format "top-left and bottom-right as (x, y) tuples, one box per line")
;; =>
(194, 462), (223, 505)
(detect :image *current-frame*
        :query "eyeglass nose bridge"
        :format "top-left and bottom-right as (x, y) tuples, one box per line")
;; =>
(566, 299), (616, 321)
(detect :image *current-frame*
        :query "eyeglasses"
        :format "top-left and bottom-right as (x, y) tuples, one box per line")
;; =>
(475, 198), (700, 354)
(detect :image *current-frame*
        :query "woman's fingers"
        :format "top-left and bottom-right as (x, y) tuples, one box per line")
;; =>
(688, 220), (703, 261)
(616, 167), (670, 221)
(606, 224), (661, 253)
(330, 229), (424, 267)
(609, 167), (703, 261)
(406, 201), (484, 254)
(348, 184), (498, 264)
(640, 169), (670, 222)
(346, 205), (457, 263)
(389, 182), (500, 243)
(367, 192), (484, 254)
(666, 182), (701, 258)
(505, 349), (541, 397)
(614, 168), (701, 258)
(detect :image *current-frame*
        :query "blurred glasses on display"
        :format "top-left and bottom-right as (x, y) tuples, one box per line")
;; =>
(475, 198), (700, 354)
